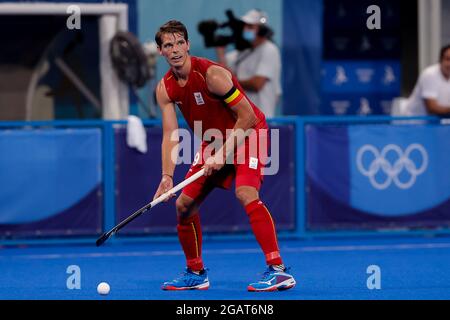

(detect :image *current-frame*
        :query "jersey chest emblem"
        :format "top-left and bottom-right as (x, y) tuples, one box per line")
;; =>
(194, 92), (205, 105)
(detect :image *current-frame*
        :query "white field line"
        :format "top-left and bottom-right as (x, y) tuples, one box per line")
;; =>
(2, 242), (450, 260)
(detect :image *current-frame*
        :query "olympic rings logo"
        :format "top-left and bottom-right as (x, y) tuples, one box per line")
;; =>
(356, 144), (428, 190)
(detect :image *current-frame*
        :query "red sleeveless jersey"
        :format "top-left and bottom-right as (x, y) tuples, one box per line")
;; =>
(163, 56), (267, 137)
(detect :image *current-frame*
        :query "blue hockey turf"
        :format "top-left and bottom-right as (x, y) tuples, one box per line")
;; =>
(1, 236), (450, 300)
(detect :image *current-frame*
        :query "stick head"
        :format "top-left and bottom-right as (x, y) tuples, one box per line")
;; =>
(96, 232), (111, 247)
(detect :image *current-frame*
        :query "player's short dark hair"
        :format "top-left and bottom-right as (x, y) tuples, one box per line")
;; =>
(155, 20), (189, 47)
(439, 44), (450, 61)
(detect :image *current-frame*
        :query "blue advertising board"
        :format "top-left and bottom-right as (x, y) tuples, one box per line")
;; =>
(306, 124), (450, 230)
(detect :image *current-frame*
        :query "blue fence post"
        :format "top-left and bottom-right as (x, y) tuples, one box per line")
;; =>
(295, 117), (306, 238)
(103, 122), (116, 233)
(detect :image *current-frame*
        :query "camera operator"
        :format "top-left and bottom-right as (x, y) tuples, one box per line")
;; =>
(215, 9), (281, 118)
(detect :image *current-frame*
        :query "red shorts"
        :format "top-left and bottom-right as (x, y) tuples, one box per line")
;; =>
(182, 129), (269, 200)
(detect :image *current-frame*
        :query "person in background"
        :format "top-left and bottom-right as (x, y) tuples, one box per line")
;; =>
(216, 9), (282, 118)
(404, 44), (450, 116)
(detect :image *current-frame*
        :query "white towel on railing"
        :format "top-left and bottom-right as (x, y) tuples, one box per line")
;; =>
(126, 115), (147, 153)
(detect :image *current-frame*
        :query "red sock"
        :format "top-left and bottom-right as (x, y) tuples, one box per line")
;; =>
(245, 200), (283, 265)
(177, 214), (203, 271)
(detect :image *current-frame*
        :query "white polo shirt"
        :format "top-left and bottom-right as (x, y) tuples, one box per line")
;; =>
(226, 41), (281, 118)
(405, 64), (450, 115)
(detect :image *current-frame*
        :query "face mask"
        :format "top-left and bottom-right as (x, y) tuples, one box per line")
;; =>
(243, 30), (256, 42)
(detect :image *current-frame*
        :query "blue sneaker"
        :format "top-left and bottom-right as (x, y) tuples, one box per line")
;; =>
(248, 266), (296, 292)
(162, 268), (209, 291)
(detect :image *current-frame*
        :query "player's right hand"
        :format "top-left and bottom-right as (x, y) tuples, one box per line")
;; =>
(153, 175), (175, 202)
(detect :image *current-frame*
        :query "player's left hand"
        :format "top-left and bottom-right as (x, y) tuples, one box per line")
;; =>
(204, 155), (225, 176)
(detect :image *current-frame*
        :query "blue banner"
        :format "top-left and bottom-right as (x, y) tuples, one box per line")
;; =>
(320, 61), (401, 116)
(0, 129), (102, 235)
(321, 0), (402, 116)
(349, 125), (450, 216)
(321, 93), (397, 115)
(321, 61), (401, 94)
(306, 124), (450, 230)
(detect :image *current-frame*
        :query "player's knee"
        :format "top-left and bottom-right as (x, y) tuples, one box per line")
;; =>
(176, 195), (196, 216)
(235, 186), (259, 206)
(176, 198), (189, 214)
